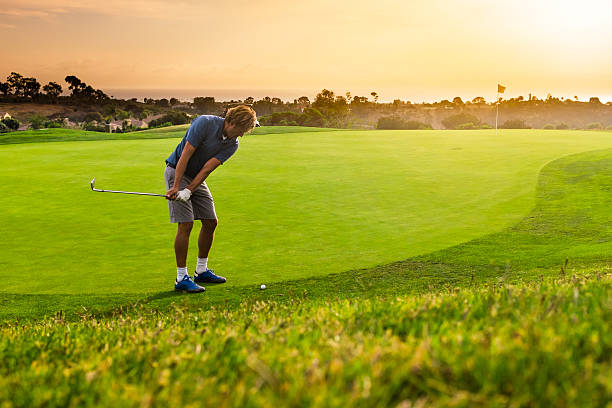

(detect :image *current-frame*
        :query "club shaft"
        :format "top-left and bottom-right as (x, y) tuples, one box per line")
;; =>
(93, 189), (166, 197)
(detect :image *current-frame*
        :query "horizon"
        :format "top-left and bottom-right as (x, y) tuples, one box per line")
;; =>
(100, 87), (612, 104)
(2, 0), (611, 102)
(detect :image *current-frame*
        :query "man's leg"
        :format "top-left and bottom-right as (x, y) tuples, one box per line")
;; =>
(175, 221), (194, 267)
(194, 218), (226, 283)
(198, 218), (218, 259)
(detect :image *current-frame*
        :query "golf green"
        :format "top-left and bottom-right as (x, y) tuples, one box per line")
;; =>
(1, 128), (611, 294)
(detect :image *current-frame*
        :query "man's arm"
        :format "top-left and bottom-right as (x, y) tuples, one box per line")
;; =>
(166, 141), (196, 200)
(186, 157), (222, 191)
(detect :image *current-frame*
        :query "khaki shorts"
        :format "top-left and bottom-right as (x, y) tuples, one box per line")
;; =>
(164, 165), (217, 223)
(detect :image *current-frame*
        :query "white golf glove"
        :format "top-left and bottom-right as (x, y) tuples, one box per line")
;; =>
(176, 188), (192, 202)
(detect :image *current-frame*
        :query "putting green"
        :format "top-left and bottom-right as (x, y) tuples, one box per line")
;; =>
(1, 129), (611, 294)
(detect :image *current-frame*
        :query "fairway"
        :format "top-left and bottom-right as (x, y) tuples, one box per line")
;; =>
(1, 128), (612, 295)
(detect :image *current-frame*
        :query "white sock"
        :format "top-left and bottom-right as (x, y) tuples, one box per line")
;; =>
(196, 257), (208, 273)
(177, 267), (188, 281)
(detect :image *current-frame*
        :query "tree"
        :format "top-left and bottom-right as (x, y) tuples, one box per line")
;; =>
(296, 96), (310, 108)
(0, 82), (9, 96)
(589, 97), (601, 104)
(7, 72), (25, 97)
(170, 97), (179, 106)
(271, 97), (282, 105)
(442, 112), (481, 129)
(22, 77), (41, 98)
(313, 89), (335, 111)
(471, 96), (485, 104)
(244, 96), (254, 104)
(370, 92), (379, 104)
(156, 98), (170, 108)
(42, 82), (62, 100)
(193, 96), (216, 113)
(452, 96), (464, 105)
(65, 75), (84, 93)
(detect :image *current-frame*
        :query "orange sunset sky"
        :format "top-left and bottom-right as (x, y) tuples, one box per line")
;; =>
(1, 0), (611, 102)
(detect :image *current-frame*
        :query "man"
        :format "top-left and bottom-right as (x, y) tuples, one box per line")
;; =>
(165, 105), (258, 293)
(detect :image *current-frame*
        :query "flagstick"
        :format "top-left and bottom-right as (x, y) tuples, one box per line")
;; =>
(495, 91), (499, 136)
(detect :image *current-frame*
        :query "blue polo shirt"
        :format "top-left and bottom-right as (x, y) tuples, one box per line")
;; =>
(166, 115), (239, 178)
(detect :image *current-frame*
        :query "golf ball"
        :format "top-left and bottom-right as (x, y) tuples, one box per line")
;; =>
(260, 284), (266, 290)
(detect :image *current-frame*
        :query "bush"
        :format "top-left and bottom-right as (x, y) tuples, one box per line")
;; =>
(83, 112), (104, 123)
(149, 121), (172, 129)
(543, 124), (555, 130)
(260, 111), (302, 126)
(606, 125), (612, 130)
(29, 114), (47, 130)
(149, 111), (190, 128)
(1, 117), (20, 130)
(586, 122), (603, 130)
(83, 123), (107, 132)
(442, 113), (480, 129)
(299, 108), (326, 127)
(0, 121), (8, 133)
(501, 119), (531, 129)
(455, 122), (478, 130)
(556, 123), (569, 130)
(480, 124), (492, 129)
(376, 116), (431, 130)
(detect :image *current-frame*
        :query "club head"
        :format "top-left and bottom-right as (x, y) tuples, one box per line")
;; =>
(90, 177), (95, 191)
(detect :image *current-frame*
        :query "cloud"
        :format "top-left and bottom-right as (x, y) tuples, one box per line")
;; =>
(0, 0), (210, 20)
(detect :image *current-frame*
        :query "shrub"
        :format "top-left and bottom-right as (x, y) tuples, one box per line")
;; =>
(83, 123), (107, 132)
(556, 123), (569, 130)
(442, 113), (480, 129)
(149, 121), (172, 129)
(480, 124), (492, 129)
(377, 116), (431, 130)
(260, 111), (302, 126)
(0, 121), (8, 133)
(83, 112), (104, 123)
(149, 111), (190, 128)
(501, 119), (530, 129)
(300, 108), (326, 127)
(1, 117), (19, 130)
(456, 122), (479, 130)
(606, 124), (612, 130)
(586, 122), (603, 130)
(543, 124), (555, 130)
(29, 114), (47, 130)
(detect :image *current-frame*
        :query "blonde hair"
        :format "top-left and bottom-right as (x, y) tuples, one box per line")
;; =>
(225, 105), (257, 133)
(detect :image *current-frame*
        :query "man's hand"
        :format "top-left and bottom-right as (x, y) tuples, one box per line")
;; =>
(166, 186), (179, 200)
(176, 188), (192, 202)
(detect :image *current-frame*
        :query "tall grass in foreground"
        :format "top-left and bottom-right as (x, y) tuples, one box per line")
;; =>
(1, 272), (609, 407)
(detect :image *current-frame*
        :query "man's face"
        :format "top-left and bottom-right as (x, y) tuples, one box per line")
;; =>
(223, 121), (245, 139)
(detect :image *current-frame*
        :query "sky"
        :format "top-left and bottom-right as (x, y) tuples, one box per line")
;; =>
(2, 0), (612, 102)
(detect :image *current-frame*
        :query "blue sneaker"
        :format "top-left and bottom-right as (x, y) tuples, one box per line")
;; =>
(174, 275), (205, 293)
(194, 269), (227, 284)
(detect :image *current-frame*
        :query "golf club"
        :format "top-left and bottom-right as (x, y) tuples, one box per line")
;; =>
(90, 177), (167, 198)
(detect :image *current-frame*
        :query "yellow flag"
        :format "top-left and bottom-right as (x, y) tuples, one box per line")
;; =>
(498, 84), (506, 93)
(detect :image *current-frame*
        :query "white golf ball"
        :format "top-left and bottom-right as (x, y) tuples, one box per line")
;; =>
(260, 284), (266, 290)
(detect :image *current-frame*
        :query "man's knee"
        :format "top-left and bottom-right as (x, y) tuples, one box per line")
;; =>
(201, 218), (218, 231)
(177, 222), (194, 235)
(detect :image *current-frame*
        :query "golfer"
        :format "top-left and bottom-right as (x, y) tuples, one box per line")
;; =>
(165, 105), (258, 293)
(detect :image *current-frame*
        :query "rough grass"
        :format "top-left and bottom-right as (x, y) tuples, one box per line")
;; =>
(1, 272), (609, 407)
